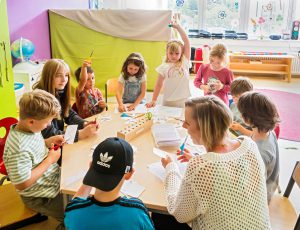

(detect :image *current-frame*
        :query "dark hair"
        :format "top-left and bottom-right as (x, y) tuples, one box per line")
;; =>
(121, 53), (146, 80)
(230, 77), (253, 96)
(237, 92), (280, 133)
(75, 66), (94, 82)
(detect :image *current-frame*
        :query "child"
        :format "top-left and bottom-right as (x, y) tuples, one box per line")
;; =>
(229, 76), (253, 136)
(194, 43), (233, 106)
(146, 21), (191, 108)
(3, 89), (66, 224)
(64, 137), (154, 230)
(33, 59), (98, 141)
(238, 91), (280, 203)
(116, 53), (147, 112)
(75, 60), (107, 118)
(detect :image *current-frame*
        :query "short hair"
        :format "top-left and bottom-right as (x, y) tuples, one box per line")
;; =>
(33, 59), (71, 118)
(237, 92), (280, 133)
(185, 95), (232, 151)
(121, 52), (146, 80)
(165, 40), (184, 64)
(209, 43), (227, 61)
(230, 77), (253, 96)
(19, 89), (61, 120)
(75, 66), (94, 82)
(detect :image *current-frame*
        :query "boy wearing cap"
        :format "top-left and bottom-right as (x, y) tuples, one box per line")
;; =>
(64, 137), (154, 230)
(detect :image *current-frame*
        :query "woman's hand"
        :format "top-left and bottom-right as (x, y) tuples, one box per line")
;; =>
(146, 101), (156, 108)
(177, 148), (193, 163)
(161, 155), (173, 168)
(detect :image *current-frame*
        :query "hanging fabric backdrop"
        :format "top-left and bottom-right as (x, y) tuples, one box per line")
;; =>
(49, 9), (172, 93)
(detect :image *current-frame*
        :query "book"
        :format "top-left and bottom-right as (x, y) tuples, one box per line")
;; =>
(151, 123), (181, 147)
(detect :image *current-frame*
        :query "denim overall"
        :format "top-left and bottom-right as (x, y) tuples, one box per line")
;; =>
(122, 79), (141, 103)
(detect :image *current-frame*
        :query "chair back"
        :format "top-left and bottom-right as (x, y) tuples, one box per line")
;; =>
(0, 117), (18, 175)
(105, 78), (119, 103)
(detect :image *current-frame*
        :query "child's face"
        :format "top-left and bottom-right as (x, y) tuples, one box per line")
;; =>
(232, 94), (241, 105)
(127, 63), (140, 76)
(29, 116), (54, 133)
(54, 67), (69, 90)
(84, 73), (95, 90)
(167, 47), (182, 63)
(210, 56), (224, 71)
(182, 106), (202, 145)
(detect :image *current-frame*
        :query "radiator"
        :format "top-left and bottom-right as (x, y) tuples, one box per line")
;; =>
(292, 57), (300, 75)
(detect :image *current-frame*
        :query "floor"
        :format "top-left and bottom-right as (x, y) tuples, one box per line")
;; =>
(18, 76), (300, 230)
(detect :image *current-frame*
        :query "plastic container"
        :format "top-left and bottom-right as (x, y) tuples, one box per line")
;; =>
(14, 83), (25, 108)
(194, 48), (203, 73)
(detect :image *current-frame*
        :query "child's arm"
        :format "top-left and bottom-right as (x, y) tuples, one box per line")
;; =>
(73, 184), (93, 199)
(230, 122), (253, 136)
(127, 81), (147, 111)
(194, 65), (210, 94)
(76, 61), (90, 94)
(116, 82), (126, 112)
(172, 23), (191, 60)
(146, 75), (164, 108)
(14, 149), (61, 191)
(44, 135), (65, 148)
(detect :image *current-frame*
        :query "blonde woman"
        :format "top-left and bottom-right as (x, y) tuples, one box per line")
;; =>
(160, 96), (271, 230)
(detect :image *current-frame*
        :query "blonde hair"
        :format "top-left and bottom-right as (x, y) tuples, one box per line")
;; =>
(33, 59), (71, 117)
(209, 43), (228, 63)
(19, 89), (61, 120)
(165, 39), (184, 66)
(185, 96), (232, 151)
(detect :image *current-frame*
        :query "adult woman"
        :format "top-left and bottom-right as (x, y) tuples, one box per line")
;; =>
(161, 96), (271, 229)
(33, 59), (98, 141)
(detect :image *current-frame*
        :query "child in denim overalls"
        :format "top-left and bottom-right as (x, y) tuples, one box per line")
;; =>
(116, 53), (147, 112)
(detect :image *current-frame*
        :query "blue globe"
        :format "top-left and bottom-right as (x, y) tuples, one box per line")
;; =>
(11, 38), (35, 61)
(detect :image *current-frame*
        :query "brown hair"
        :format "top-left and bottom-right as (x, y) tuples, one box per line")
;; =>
(75, 66), (94, 82)
(165, 40), (184, 66)
(230, 77), (253, 96)
(33, 59), (71, 117)
(209, 43), (227, 62)
(185, 95), (232, 151)
(121, 53), (146, 80)
(237, 92), (280, 133)
(19, 89), (61, 120)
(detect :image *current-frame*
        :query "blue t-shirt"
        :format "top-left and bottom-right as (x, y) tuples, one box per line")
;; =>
(64, 196), (154, 230)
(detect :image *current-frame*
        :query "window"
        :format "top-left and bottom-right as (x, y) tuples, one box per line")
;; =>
(167, 0), (298, 39)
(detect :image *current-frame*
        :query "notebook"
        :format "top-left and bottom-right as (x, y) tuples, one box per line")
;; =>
(151, 123), (181, 147)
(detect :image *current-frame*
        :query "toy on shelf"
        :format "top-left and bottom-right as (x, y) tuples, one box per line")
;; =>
(117, 115), (153, 141)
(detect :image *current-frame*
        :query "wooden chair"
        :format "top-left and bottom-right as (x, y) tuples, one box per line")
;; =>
(269, 161), (300, 230)
(104, 78), (119, 103)
(0, 180), (48, 229)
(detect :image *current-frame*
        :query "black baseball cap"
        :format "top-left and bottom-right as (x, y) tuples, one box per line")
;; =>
(83, 137), (133, 191)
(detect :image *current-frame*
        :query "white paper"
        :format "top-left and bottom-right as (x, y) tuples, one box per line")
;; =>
(64, 125), (78, 144)
(121, 180), (145, 198)
(152, 123), (181, 147)
(155, 105), (183, 118)
(153, 147), (168, 158)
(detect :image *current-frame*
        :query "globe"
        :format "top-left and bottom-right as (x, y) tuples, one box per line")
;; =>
(11, 38), (35, 61)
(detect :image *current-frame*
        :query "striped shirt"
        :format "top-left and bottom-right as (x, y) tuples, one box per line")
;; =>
(3, 124), (60, 198)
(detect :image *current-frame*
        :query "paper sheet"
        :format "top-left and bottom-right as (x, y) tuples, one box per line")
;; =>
(121, 180), (145, 197)
(64, 125), (78, 144)
(153, 147), (169, 158)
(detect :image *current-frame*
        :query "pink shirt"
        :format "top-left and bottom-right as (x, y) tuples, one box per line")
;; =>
(194, 64), (233, 106)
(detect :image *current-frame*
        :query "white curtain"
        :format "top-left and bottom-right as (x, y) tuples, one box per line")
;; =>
(103, 0), (168, 10)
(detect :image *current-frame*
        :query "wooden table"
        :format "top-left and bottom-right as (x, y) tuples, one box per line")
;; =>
(60, 108), (185, 212)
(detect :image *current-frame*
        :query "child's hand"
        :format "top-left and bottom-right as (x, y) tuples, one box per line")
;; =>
(230, 121), (242, 131)
(79, 123), (99, 140)
(127, 104), (136, 111)
(47, 147), (61, 164)
(98, 100), (107, 109)
(177, 148), (193, 163)
(200, 85), (211, 94)
(118, 104), (126, 112)
(215, 80), (224, 91)
(45, 135), (64, 148)
(146, 101), (156, 108)
(161, 155), (173, 168)
(82, 60), (91, 67)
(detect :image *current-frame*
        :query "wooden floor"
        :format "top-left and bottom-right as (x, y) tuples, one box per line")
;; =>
(18, 76), (300, 230)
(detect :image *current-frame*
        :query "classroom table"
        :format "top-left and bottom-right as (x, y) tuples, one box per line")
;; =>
(60, 107), (186, 213)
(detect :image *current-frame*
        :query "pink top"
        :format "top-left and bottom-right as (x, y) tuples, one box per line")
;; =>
(75, 88), (104, 119)
(194, 64), (233, 106)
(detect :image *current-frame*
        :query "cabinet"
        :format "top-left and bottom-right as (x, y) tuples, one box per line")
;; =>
(229, 54), (293, 82)
(13, 62), (44, 92)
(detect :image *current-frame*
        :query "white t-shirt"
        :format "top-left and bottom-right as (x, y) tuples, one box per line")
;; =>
(118, 74), (147, 84)
(156, 56), (191, 106)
